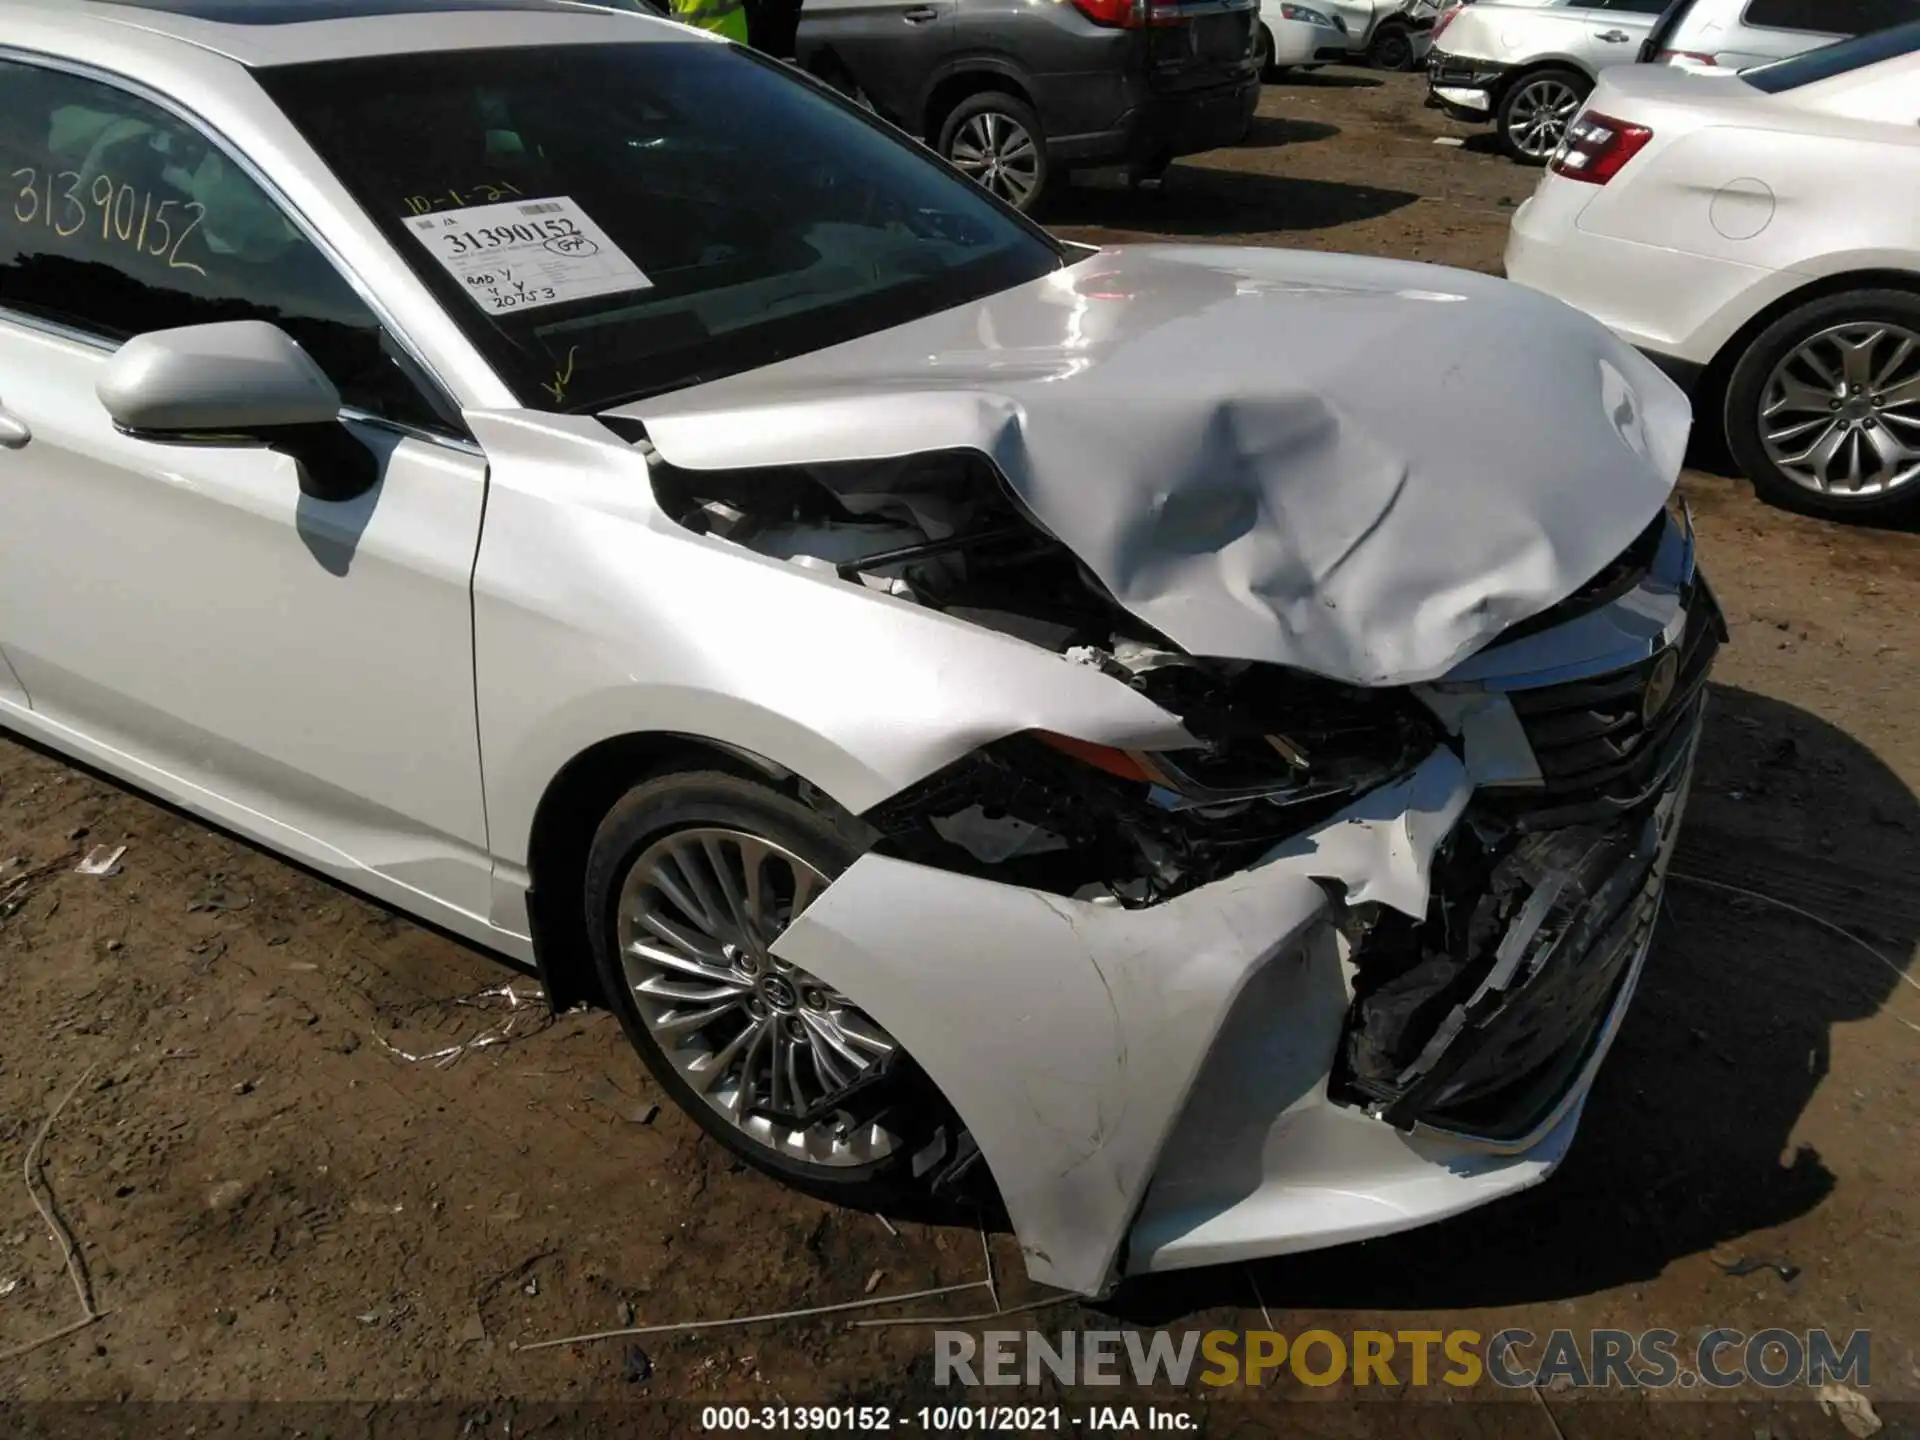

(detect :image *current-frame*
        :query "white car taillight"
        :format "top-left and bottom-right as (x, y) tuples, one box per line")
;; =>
(1656, 48), (1717, 66)
(1549, 111), (1654, 185)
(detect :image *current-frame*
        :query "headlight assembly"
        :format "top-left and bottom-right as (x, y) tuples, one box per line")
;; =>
(867, 667), (1436, 906)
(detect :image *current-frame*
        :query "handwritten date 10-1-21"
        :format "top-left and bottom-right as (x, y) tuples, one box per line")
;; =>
(9, 166), (207, 277)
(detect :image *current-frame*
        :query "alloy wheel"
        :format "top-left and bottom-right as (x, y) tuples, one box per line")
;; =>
(1759, 322), (1920, 500)
(614, 827), (902, 1167)
(1504, 77), (1581, 161)
(948, 110), (1042, 208)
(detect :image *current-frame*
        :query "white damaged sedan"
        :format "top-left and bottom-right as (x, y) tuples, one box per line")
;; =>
(0, 0), (1721, 1297)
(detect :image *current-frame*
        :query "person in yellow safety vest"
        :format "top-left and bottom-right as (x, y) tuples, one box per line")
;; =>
(671, 0), (750, 43)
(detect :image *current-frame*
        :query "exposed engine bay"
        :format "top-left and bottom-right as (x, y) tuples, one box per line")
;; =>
(646, 444), (1435, 906)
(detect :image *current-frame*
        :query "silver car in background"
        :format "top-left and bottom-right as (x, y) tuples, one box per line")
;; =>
(0, 0), (1719, 1296)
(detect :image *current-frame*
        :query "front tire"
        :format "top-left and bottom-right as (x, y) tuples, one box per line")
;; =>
(1368, 23), (1414, 70)
(938, 91), (1051, 213)
(1723, 289), (1920, 522)
(584, 771), (955, 1207)
(1253, 23), (1275, 78)
(1495, 67), (1587, 165)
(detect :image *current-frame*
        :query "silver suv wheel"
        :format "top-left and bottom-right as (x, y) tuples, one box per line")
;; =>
(1501, 73), (1583, 163)
(1759, 321), (1920, 500)
(949, 110), (1042, 209)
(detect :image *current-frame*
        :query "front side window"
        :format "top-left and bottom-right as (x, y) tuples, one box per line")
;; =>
(0, 59), (453, 432)
(1740, 15), (1920, 86)
(256, 42), (1064, 413)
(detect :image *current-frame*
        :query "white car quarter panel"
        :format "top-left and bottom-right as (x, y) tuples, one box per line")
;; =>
(1508, 46), (1920, 366)
(1576, 125), (1920, 262)
(465, 410), (1195, 879)
(1568, 122), (1920, 353)
(1508, 191), (1780, 358)
(0, 320), (496, 917)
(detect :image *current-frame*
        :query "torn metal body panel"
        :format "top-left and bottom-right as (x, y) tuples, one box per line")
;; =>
(612, 244), (1691, 687)
(772, 748), (1470, 1297)
(774, 514), (1719, 1297)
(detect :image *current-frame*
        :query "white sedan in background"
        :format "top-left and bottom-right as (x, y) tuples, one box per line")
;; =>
(1255, 0), (1353, 72)
(1506, 21), (1920, 519)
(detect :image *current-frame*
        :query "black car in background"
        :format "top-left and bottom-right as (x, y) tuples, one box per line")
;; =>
(785, 0), (1260, 211)
(608, 0), (1259, 213)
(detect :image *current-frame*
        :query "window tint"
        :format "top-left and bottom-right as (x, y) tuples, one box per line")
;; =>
(1741, 15), (1920, 85)
(1741, 0), (1919, 33)
(1601, 0), (1669, 16)
(0, 61), (453, 433)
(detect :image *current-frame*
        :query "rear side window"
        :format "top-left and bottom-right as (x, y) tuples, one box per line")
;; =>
(1741, 0), (1918, 33)
(1741, 15), (1920, 87)
(0, 59), (452, 431)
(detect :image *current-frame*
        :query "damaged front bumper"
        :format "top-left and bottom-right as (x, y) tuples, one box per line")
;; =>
(1427, 51), (1510, 119)
(773, 517), (1722, 1297)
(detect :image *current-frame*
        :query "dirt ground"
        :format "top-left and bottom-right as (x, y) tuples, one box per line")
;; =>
(2, 68), (1918, 1437)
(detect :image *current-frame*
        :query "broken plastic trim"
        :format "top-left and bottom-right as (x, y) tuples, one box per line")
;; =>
(864, 708), (1429, 907)
(1334, 718), (1699, 1143)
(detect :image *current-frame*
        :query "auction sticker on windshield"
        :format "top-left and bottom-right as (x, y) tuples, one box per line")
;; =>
(404, 196), (651, 314)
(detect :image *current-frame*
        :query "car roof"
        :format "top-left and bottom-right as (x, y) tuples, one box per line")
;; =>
(0, 0), (684, 68)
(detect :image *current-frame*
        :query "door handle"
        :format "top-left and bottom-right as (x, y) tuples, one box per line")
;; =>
(1595, 28), (1632, 41)
(903, 5), (937, 20)
(0, 407), (29, 449)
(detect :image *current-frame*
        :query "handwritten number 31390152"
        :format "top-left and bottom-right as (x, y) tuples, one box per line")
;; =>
(10, 167), (207, 277)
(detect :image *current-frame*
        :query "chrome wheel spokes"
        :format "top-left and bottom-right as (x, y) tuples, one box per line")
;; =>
(1507, 79), (1581, 160)
(615, 827), (901, 1167)
(1760, 322), (1920, 499)
(950, 111), (1041, 207)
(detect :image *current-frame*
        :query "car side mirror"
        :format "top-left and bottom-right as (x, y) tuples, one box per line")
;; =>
(96, 320), (376, 502)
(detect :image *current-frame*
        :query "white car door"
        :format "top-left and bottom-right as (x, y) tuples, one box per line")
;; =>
(0, 59), (495, 920)
(1321, 0), (1377, 46)
(1560, 0), (1665, 71)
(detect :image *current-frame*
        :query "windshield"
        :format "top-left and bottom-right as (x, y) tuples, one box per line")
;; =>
(1740, 16), (1920, 90)
(258, 43), (1062, 412)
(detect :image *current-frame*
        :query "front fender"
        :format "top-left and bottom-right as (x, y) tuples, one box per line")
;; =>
(466, 410), (1190, 871)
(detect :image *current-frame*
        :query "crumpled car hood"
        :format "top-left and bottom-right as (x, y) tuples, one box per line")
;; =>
(608, 244), (1689, 686)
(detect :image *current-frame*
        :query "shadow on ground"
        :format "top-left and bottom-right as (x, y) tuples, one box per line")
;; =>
(1241, 114), (1342, 147)
(1104, 684), (1919, 1321)
(1685, 421), (1920, 535)
(1270, 68), (1384, 89)
(1048, 167), (1417, 236)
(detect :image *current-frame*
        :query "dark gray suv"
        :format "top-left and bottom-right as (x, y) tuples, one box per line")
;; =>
(784, 0), (1261, 211)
